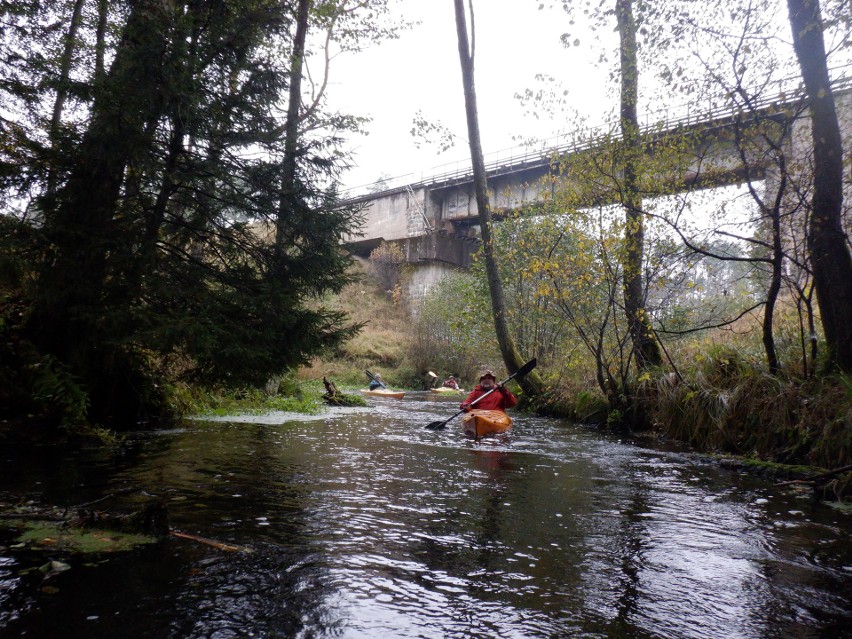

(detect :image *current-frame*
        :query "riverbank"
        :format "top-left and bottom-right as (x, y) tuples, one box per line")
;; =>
(1, 264), (848, 499)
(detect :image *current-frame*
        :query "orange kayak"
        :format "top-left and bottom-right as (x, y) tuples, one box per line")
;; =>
(461, 409), (512, 438)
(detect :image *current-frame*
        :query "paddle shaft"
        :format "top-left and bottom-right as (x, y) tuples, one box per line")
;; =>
(433, 389), (495, 428)
(426, 358), (536, 430)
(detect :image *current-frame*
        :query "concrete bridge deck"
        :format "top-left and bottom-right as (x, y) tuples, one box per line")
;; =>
(342, 74), (852, 299)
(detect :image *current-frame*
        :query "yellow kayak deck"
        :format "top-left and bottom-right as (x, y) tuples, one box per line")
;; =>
(360, 389), (405, 399)
(430, 387), (464, 394)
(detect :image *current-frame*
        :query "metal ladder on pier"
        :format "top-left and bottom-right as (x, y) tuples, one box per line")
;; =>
(406, 184), (433, 234)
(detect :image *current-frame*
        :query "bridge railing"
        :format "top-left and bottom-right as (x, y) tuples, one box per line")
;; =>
(341, 64), (851, 198)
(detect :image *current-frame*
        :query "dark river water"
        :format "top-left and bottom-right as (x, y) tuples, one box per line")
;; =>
(1, 392), (850, 638)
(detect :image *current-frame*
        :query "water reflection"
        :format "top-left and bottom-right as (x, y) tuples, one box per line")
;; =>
(0, 395), (850, 638)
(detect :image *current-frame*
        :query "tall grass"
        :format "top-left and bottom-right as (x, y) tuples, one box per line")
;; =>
(300, 262), (415, 389)
(646, 345), (851, 469)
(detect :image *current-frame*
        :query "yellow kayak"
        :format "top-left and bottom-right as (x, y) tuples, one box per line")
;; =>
(461, 409), (512, 438)
(360, 388), (405, 399)
(430, 387), (464, 394)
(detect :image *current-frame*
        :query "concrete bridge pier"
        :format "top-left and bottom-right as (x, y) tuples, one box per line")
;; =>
(344, 185), (482, 303)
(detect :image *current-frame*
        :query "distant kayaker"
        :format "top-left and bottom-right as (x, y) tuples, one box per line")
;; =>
(368, 374), (384, 390)
(460, 370), (517, 412)
(442, 375), (460, 390)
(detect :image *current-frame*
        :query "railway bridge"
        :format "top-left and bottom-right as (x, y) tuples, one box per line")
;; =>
(342, 82), (852, 300)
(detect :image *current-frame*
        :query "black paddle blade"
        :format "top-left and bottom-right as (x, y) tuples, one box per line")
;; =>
(425, 421), (447, 430)
(516, 357), (537, 378)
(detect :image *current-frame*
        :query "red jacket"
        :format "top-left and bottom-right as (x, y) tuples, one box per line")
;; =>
(461, 384), (517, 412)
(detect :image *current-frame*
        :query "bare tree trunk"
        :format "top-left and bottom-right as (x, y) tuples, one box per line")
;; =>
(763, 173), (785, 375)
(46, 0), (86, 196)
(452, 0), (542, 395)
(95, 0), (109, 82)
(276, 0), (310, 268)
(616, 0), (661, 370)
(787, 0), (852, 372)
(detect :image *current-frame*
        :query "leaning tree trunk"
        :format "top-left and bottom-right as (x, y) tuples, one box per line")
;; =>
(453, 0), (543, 395)
(786, 0), (852, 372)
(763, 168), (786, 375)
(616, 0), (662, 370)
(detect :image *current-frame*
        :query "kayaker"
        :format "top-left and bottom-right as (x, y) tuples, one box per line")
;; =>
(442, 375), (459, 389)
(460, 370), (517, 412)
(368, 373), (384, 390)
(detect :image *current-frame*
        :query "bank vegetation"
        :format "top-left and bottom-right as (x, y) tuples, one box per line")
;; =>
(0, 1), (849, 497)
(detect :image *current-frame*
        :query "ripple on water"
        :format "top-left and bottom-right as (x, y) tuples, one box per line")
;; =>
(0, 397), (849, 639)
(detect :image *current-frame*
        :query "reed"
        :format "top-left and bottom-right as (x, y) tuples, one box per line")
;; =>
(645, 347), (850, 469)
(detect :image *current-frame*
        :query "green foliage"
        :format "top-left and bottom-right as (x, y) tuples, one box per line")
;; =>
(0, 291), (90, 427)
(265, 395), (324, 415)
(14, 522), (157, 554)
(28, 355), (89, 427)
(487, 201), (633, 398)
(411, 270), (497, 385)
(0, 0), (400, 428)
(369, 241), (407, 292)
(573, 389), (610, 423)
(187, 378), (327, 416)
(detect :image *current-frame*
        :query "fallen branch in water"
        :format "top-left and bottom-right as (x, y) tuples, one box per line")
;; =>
(322, 376), (365, 406)
(68, 501), (169, 538)
(775, 464), (852, 487)
(169, 530), (249, 553)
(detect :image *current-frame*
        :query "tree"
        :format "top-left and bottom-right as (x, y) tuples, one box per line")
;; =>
(452, 0), (543, 395)
(786, 0), (852, 372)
(46, 0), (85, 198)
(1, 0), (391, 426)
(616, 0), (663, 370)
(411, 271), (494, 384)
(368, 241), (406, 292)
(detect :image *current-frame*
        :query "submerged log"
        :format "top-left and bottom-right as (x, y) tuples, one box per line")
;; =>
(170, 530), (247, 552)
(3, 491), (252, 553)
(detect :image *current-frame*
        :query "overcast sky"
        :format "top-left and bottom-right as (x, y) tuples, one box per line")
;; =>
(326, 2), (613, 194)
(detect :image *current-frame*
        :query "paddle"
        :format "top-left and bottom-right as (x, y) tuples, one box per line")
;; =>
(365, 369), (387, 389)
(425, 358), (537, 430)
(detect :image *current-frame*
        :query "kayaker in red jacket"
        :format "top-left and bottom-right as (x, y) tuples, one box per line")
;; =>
(461, 370), (517, 412)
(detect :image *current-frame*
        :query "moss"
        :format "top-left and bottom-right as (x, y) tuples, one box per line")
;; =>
(323, 393), (368, 407)
(11, 521), (158, 554)
(714, 455), (824, 478)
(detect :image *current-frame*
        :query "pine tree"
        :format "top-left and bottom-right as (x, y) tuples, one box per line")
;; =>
(2, 0), (371, 426)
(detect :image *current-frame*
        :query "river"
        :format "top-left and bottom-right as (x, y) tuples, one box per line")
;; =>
(1, 392), (850, 638)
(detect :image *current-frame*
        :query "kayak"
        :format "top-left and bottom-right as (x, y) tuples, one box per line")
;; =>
(461, 409), (512, 438)
(360, 388), (405, 399)
(430, 387), (464, 394)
